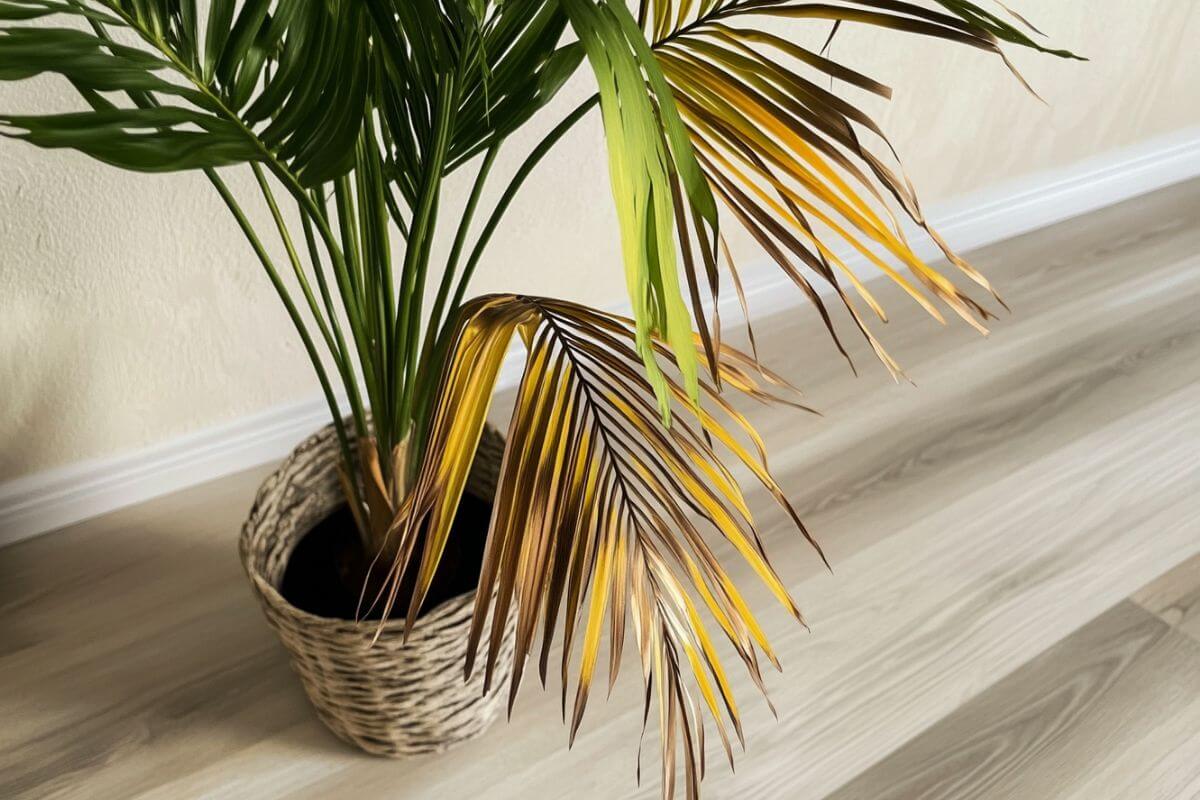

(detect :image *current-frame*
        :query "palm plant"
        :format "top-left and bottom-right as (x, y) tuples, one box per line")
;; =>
(0, 0), (1076, 795)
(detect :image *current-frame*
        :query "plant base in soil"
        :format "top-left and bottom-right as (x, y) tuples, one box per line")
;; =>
(280, 493), (492, 622)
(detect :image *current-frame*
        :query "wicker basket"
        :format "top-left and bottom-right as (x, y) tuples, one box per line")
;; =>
(239, 422), (514, 757)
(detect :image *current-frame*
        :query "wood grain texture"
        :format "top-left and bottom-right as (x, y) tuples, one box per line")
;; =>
(823, 600), (1200, 800)
(1, 179), (1199, 800)
(1133, 554), (1200, 643)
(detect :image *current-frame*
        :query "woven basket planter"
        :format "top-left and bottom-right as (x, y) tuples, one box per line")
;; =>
(239, 422), (515, 757)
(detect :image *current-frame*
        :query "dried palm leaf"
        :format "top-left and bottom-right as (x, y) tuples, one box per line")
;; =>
(625, 0), (1081, 380)
(381, 293), (822, 798)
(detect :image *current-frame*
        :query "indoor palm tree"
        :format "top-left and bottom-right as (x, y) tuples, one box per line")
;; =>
(0, 1), (1076, 795)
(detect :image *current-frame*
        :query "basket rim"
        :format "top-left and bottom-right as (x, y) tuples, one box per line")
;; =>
(246, 567), (480, 637)
(239, 420), (503, 641)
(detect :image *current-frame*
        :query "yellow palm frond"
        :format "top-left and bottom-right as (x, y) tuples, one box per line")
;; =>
(382, 293), (823, 797)
(633, 0), (1080, 377)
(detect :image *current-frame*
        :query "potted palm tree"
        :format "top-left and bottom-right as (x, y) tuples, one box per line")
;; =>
(0, 0), (1076, 795)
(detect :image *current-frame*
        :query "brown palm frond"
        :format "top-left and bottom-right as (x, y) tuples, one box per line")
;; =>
(381, 293), (822, 797)
(636, 0), (1080, 376)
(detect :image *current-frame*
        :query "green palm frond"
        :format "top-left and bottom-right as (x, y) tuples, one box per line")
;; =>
(366, 0), (580, 199)
(562, 0), (720, 422)
(0, 0), (370, 183)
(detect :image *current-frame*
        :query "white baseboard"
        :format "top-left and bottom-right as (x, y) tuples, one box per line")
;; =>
(3, 127), (1199, 548)
(0, 397), (335, 546)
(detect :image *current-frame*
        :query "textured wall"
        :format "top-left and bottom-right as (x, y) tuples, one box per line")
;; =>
(2, 1), (1198, 481)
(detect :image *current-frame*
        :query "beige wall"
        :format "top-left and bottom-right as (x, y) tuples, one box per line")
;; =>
(2, 1), (1198, 481)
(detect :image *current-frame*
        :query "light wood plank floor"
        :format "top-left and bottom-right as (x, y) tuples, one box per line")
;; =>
(2, 179), (1199, 799)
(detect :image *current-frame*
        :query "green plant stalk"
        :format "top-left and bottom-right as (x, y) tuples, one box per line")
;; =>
(206, 170), (368, 549)
(334, 178), (366, 314)
(425, 139), (503, 360)
(297, 207), (368, 439)
(266, 175), (371, 387)
(246, 160), (372, 450)
(247, 170), (378, 456)
(330, 174), (392, 458)
(250, 163), (372, 451)
(405, 141), (503, 461)
(251, 165), (346, 370)
(382, 181), (411, 240)
(337, 170), (387, 459)
(393, 72), (458, 455)
(447, 94), (599, 316)
(409, 95), (600, 459)
(302, 184), (373, 432)
(356, 131), (396, 470)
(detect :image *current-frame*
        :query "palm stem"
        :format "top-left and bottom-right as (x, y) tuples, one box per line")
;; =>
(206, 170), (368, 548)
(251, 165), (349, 381)
(427, 139), (503, 351)
(79, 7), (371, 456)
(394, 72), (458, 450)
(409, 96), (599, 460)
(405, 140), (503, 462)
(297, 208), (368, 438)
(447, 94), (598, 315)
(359, 130), (396, 451)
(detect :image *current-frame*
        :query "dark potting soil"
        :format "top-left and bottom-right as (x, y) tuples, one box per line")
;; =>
(279, 492), (492, 622)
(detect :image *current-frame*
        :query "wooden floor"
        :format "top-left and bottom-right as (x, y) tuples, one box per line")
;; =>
(3, 179), (1199, 800)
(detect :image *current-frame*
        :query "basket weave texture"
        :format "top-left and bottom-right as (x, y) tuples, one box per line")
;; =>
(239, 422), (514, 757)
